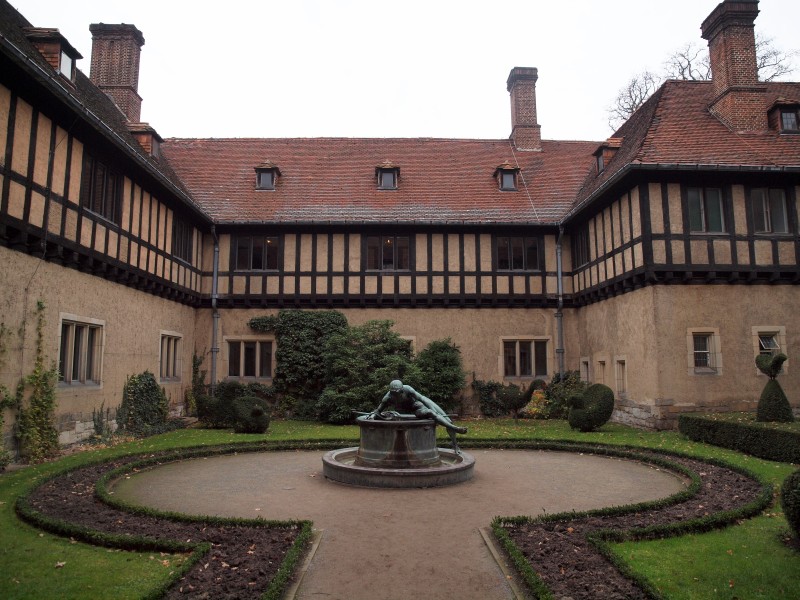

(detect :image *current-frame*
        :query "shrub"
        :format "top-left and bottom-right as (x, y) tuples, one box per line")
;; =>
(755, 353), (793, 423)
(117, 371), (168, 436)
(678, 414), (800, 463)
(473, 380), (517, 417)
(520, 387), (548, 419)
(544, 370), (585, 419)
(198, 381), (275, 428)
(567, 383), (615, 432)
(411, 339), (466, 413)
(232, 395), (271, 434)
(782, 470), (800, 540)
(317, 320), (415, 424)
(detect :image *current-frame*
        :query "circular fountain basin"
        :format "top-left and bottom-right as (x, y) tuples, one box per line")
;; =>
(322, 416), (474, 488)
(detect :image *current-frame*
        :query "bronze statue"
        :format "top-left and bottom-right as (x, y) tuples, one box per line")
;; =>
(364, 380), (467, 453)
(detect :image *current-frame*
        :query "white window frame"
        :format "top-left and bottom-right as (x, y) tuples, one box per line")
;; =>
(58, 313), (105, 387)
(686, 328), (722, 376)
(224, 336), (275, 380)
(159, 331), (182, 382)
(751, 326), (787, 375)
(500, 337), (550, 380)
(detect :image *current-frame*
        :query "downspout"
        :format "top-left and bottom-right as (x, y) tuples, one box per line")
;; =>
(555, 226), (565, 378)
(210, 226), (220, 398)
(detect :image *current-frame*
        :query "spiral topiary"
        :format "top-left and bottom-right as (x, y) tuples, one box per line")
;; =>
(567, 383), (615, 432)
(755, 353), (794, 423)
(232, 395), (271, 434)
(781, 469), (800, 540)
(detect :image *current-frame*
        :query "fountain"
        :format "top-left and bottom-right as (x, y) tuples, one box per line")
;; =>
(322, 380), (475, 488)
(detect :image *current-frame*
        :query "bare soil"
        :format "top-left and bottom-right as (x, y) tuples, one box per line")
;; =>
(22, 450), (763, 599)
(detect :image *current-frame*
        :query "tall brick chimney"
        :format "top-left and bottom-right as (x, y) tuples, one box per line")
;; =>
(507, 67), (542, 151)
(701, 0), (767, 131)
(89, 23), (144, 123)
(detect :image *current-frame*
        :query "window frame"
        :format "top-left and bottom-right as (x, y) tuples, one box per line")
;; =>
(780, 109), (799, 132)
(571, 225), (590, 268)
(377, 168), (399, 190)
(233, 234), (281, 271)
(614, 356), (627, 399)
(58, 314), (104, 386)
(225, 337), (275, 380)
(686, 328), (722, 376)
(364, 234), (411, 271)
(172, 218), (194, 264)
(751, 326), (788, 375)
(256, 169), (277, 190)
(687, 187), (726, 233)
(750, 187), (790, 234)
(79, 152), (122, 224)
(159, 332), (182, 382)
(499, 170), (518, 191)
(495, 235), (541, 271)
(500, 337), (549, 379)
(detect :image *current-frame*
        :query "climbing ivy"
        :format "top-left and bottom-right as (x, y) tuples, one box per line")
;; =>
(0, 322), (15, 469)
(15, 301), (59, 463)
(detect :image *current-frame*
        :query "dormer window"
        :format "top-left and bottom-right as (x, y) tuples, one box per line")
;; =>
(781, 109), (799, 132)
(494, 162), (519, 191)
(255, 162), (281, 190)
(376, 162), (399, 190)
(23, 27), (82, 84)
(59, 50), (75, 80)
(595, 152), (605, 173)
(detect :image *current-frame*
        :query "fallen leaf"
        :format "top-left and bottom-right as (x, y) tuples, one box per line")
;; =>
(55, 562), (66, 568)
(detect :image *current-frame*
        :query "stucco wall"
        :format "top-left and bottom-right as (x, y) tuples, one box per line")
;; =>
(0, 247), (196, 449)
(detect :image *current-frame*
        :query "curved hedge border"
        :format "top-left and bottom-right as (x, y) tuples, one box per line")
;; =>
(679, 413), (800, 464)
(489, 442), (772, 600)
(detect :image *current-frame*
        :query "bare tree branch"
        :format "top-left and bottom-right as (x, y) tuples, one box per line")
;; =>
(606, 33), (798, 131)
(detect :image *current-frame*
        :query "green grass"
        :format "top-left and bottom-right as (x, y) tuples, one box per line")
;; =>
(1, 418), (797, 599)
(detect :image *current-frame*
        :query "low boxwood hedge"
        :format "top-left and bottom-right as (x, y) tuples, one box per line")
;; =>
(678, 413), (800, 464)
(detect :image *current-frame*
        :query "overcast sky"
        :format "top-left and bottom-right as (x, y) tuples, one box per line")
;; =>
(9, 0), (800, 142)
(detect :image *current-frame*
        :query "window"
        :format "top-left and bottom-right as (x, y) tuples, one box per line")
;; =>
(751, 188), (789, 233)
(580, 359), (590, 382)
(227, 339), (273, 379)
(596, 360), (606, 384)
(494, 162), (519, 191)
(160, 333), (181, 381)
(502, 339), (548, 378)
(58, 317), (103, 385)
(365, 235), (410, 270)
(377, 168), (398, 190)
(615, 358), (627, 397)
(79, 153), (121, 223)
(59, 50), (75, 80)
(752, 326), (787, 374)
(572, 225), (590, 268)
(255, 163), (280, 190)
(781, 109), (799, 132)
(496, 236), (540, 271)
(687, 328), (721, 375)
(234, 235), (280, 271)
(687, 187), (725, 233)
(595, 152), (604, 174)
(172, 219), (193, 263)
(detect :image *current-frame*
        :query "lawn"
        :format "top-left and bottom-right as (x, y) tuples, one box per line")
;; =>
(0, 419), (797, 599)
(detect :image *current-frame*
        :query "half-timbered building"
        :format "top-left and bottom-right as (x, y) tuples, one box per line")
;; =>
(1, 0), (797, 450)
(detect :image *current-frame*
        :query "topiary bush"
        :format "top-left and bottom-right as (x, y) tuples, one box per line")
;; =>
(544, 370), (586, 419)
(782, 469), (800, 541)
(118, 371), (169, 436)
(232, 395), (271, 434)
(198, 381), (275, 428)
(755, 353), (793, 423)
(567, 383), (615, 432)
(410, 338), (466, 413)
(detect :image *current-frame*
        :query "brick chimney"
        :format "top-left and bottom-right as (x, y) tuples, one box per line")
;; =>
(89, 23), (144, 123)
(507, 67), (542, 151)
(701, 0), (767, 131)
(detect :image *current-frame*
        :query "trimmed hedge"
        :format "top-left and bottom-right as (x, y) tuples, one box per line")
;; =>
(678, 413), (800, 463)
(232, 395), (271, 434)
(567, 383), (615, 432)
(781, 469), (800, 540)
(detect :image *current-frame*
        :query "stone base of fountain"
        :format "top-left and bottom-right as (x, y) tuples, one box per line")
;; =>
(322, 416), (474, 488)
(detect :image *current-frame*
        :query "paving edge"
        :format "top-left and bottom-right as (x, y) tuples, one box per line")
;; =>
(283, 528), (324, 600)
(478, 527), (530, 600)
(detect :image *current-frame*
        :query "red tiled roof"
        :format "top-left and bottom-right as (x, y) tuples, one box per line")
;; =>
(573, 80), (800, 214)
(160, 138), (599, 225)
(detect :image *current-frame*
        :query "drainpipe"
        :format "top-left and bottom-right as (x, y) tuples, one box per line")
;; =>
(210, 226), (220, 398)
(555, 226), (565, 378)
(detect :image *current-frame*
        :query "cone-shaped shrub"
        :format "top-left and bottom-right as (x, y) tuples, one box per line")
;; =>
(781, 469), (800, 540)
(755, 353), (793, 423)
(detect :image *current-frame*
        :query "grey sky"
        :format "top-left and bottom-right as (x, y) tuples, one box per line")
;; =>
(9, 0), (799, 142)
